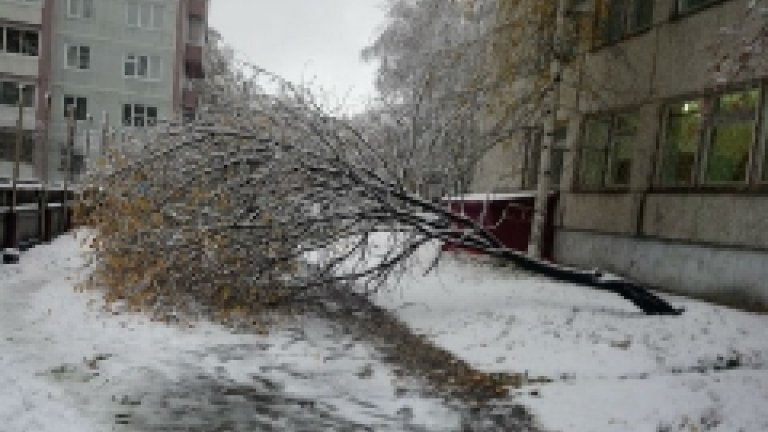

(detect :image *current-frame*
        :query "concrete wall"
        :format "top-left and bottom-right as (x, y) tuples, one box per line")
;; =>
(471, 134), (526, 193)
(643, 194), (768, 249)
(0, 52), (39, 78)
(556, 229), (768, 309)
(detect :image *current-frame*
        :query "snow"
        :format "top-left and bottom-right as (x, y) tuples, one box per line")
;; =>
(372, 241), (768, 432)
(4, 232), (768, 431)
(0, 233), (458, 431)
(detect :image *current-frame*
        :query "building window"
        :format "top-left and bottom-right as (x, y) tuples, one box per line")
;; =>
(188, 16), (205, 45)
(66, 44), (91, 70)
(5, 28), (21, 53)
(659, 100), (701, 185)
(0, 82), (35, 107)
(123, 104), (158, 127)
(551, 122), (568, 190)
(594, 0), (653, 46)
(677, 0), (719, 14)
(21, 30), (38, 56)
(124, 54), (161, 80)
(1, 27), (38, 56)
(64, 95), (87, 121)
(579, 112), (638, 188)
(658, 87), (761, 186)
(704, 89), (758, 183)
(126, 1), (165, 29)
(67, 0), (93, 18)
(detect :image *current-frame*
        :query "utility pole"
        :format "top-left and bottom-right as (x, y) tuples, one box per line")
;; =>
(63, 106), (75, 231)
(8, 83), (24, 253)
(39, 93), (50, 242)
(528, 0), (568, 259)
(101, 111), (109, 158)
(85, 113), (92, 175)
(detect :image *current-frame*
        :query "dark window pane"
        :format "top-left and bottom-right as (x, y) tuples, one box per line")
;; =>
(1, 82), (20, 105)
(596, 0), (625, 44)
(680, 0), (718, 13)
(0, 81), (19, 105)
(628, 0), (653, 33)
(123, 104), (132, 126)
(7, 28), (21, 53)
(75, 97), (87, 120)
(22, 31), (38, 56)
(0, 26), (4, 51)
(64, 96), (74, 116)
(147, 106), (157, 125)
(79, 46), (90, 69)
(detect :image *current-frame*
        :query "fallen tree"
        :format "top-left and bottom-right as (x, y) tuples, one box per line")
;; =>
(77, 58), (681, 319)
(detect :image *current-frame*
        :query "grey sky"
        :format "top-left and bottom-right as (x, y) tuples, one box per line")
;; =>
(209, 0), (386, 112)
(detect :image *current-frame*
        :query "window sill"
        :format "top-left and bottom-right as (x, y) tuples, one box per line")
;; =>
(123, 76), (161, 82)
(649, 184), (768, 194)
(590, 26), (653, 52)
(572, 186), (631, 194)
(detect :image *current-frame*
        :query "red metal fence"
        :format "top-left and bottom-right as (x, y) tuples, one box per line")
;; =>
(443, 192), (559, 262)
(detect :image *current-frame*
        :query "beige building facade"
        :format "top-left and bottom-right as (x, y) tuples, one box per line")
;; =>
(473, 0), (768, 308)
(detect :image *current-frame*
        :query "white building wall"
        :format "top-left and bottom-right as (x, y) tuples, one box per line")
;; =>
(47, 0), (179, 182)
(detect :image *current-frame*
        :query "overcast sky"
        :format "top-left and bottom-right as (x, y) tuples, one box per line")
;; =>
(209, 0), (386, 112)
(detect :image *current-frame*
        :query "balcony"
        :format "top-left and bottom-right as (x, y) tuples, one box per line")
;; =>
(0, 52), (39, 78)
(0, 0), (43, 25)
(188, 0), (206, 18)
(184, 44), (204, 79)
(182, 88), (198, 109)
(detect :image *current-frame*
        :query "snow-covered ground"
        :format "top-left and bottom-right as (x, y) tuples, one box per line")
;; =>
(4, 233), (768, 432)
(373, 243), (768, 432)
(0, 233), (459, 432)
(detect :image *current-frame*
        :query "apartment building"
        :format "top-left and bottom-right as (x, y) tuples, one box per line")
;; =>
(0, 0), (208, 184)
(45, 0), (208, 183)
(0, 0), (46, 182)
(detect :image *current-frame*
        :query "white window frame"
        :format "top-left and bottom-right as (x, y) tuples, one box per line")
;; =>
(123, 103), (158, 127)
(66, 0), (93, 19)
(126, 1), (165, 29)
(123, 53), (161, 80)
(65, 44), (90, 70)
